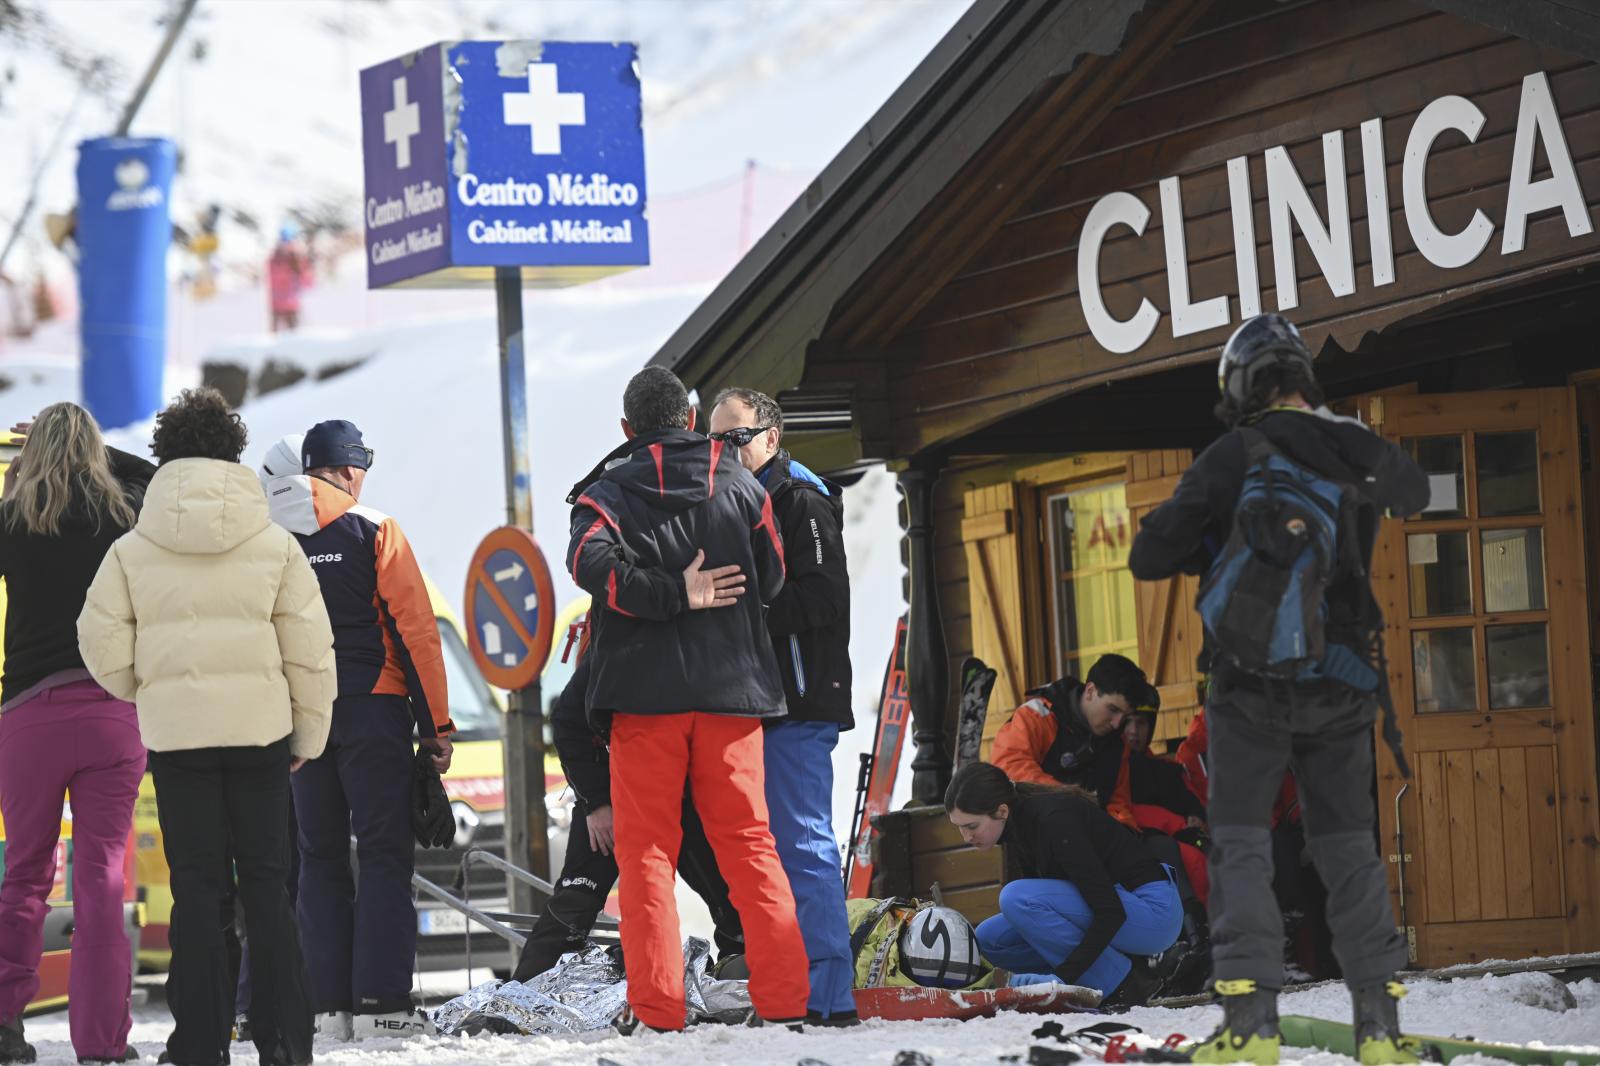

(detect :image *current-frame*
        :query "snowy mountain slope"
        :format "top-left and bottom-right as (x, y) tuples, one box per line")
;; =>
(0, 0), (968, 287)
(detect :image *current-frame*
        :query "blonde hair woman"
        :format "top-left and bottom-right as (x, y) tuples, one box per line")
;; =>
(0, 402), (155, 1065)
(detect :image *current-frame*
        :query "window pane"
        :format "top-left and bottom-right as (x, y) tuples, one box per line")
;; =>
(1070, 487), (1129, 570)
(1487, 623), (1550, 709)
(1407, 531), (1472, 617)
(1476, 431), (1540, 517)
(1074, 571), (1112, 650)
(1412, 628), (1477, 713)
(1482, 528), (1546, 613)
(1405, 436), (1466, 519)
(1049, 484), (1136, 677)
(1110, 568), (1138, 642)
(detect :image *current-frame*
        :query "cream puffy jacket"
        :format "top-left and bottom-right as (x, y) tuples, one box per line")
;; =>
(78, 458), (335, 759)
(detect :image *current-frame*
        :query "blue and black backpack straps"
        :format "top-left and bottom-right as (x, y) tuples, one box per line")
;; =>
(1196, 427), (1358, 684)
(1197, 423), (1412, 777)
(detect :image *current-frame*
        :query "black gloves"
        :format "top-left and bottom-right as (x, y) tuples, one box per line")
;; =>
(413, 747), (455, 849)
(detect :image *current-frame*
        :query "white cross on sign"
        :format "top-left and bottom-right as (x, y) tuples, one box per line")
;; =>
(502, 63), (585, 156)
(383, 76), (421, 169)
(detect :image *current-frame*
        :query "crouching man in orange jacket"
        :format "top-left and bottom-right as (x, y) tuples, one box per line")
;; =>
(990, 656), (1212, 993)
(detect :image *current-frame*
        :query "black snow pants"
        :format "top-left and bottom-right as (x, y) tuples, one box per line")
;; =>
(511, 791), (744, 982)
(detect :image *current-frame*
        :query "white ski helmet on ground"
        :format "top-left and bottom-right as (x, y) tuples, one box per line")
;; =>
(900, 905), (983, 989)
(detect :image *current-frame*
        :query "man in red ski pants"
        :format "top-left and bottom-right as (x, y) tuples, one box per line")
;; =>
(566, 367), (809, 1031)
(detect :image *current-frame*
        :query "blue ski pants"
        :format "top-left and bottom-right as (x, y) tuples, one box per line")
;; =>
(976, 873), (1183, 997)
(762, 721), (856, 1017)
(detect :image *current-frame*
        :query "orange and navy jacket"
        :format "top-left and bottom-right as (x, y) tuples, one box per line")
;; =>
(262, 473), (453, 738)
(990, 677), (1138, 830)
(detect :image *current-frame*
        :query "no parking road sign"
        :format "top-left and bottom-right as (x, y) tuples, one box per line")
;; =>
(464, 526), (556, 690)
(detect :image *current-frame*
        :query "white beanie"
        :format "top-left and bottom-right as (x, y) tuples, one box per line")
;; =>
(259, 433), (306, 488)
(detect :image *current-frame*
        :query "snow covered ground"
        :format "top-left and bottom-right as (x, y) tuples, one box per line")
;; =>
(20, 972), (1600, 1064)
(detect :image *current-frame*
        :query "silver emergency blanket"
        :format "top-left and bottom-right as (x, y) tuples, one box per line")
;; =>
(682, 936), (753, 1024)
(431, 937), (750, 1036)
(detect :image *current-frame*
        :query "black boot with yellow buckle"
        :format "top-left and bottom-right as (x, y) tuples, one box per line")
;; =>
(1351, 978), (1420, 1065)
(1188, 979), (1281, 1064)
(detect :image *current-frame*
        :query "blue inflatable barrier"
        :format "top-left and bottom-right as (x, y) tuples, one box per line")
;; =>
(77, 137), (176, 430)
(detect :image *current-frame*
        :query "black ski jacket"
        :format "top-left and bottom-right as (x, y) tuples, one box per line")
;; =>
(566, 429), (787, 727)
(0, 447), (155, 705)
(1129, 407), (1429, 673)
(1127, 750), (1205, 822)
(1002, 788), (1166, 986)
(550, 655), (610, 812)
(758, 452), (853, 729)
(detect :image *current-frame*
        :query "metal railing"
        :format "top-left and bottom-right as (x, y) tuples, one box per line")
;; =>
(409, 846), (620, 992)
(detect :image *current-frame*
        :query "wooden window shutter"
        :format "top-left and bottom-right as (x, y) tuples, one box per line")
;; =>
(1125, 451), (1205, 744)
(961, 483), (1031, 758)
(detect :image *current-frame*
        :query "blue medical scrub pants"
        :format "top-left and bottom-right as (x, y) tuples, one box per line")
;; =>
(976, 873), (1183, 997)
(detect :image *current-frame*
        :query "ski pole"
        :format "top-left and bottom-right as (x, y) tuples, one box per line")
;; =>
(845, 751), (873, 883)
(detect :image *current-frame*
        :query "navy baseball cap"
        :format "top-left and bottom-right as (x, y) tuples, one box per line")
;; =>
(301, 419), (373, 471)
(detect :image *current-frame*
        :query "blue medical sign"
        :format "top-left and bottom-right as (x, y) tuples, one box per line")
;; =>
(360, 40), (648, 289)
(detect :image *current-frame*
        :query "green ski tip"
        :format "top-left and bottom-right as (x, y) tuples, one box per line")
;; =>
(1279, 1015), (1600, 1066)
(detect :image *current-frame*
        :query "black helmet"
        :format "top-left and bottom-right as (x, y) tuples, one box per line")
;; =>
(1217, 313), (1316, 409)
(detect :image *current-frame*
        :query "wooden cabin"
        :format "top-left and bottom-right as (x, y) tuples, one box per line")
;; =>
(650, 0), (1600, 968)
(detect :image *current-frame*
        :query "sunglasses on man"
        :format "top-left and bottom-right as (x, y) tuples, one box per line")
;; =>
(707, 426), (773, 447)
(342, 444), (375, 467)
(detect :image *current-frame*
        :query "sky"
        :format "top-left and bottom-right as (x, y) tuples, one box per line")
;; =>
(0, 0), (970, 284)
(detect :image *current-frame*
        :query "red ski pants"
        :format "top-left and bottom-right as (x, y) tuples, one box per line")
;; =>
(610, 712), (809, 1030)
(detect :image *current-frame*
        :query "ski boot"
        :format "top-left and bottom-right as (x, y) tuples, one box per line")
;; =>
(1149, 900), (1211, 996)
(1188, 979), (1280, 1064)
(1101, 956), (1166, 1010)
(0, 1016), (35, 1065)
(1351, 978), (1420, 1065)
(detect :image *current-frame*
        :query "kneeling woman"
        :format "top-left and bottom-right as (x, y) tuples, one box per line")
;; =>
(945, 762), (1182, 1007)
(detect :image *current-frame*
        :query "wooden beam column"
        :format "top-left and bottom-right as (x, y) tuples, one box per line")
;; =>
(900, 460), (952, 804)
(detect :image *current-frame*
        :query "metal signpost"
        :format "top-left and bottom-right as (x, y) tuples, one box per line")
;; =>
(359, 40), (648, 916)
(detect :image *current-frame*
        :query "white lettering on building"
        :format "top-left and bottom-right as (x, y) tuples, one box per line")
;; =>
(1077, 70), (1592, 355)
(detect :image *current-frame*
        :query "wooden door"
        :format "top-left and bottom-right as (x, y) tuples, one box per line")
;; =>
(1126, 451), (1206, 745)
(1368, 389), (1600, 966)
